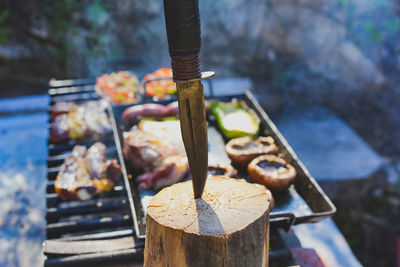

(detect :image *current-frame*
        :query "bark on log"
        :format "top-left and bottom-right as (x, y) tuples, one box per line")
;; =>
(144, 176), (272, 267)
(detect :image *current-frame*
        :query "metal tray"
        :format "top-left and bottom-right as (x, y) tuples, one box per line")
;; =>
(112, 90), (336, 238)
(44, 81), (316, 265)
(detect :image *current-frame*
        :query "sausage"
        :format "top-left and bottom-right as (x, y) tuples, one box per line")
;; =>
(122, 104), (169, 124)
(165, 101), (179, 116)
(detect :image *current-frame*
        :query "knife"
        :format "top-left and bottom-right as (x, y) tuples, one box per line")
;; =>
(163, 0), (214, 199)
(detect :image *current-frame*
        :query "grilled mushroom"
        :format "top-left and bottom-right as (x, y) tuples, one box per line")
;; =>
(207, 164), (238, 178)
(248, 155), (296, 191)
(225, 136), (278, 166)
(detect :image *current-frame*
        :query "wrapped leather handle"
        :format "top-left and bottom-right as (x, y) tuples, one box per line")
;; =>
(163, 0), (201, 80)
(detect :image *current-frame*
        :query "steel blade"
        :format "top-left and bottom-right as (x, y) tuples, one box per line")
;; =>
(176, 79), (208, 199)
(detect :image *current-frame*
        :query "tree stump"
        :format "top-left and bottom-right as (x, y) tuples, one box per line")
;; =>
(144, 176), (272, 267)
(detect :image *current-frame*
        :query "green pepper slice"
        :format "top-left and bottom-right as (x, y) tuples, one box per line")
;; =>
(210, 101), (259, 139)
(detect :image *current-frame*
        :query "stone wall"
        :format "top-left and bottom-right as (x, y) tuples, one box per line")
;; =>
(0, 0), (399, 96)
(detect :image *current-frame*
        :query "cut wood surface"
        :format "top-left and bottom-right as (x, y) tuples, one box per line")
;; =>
(144, 176), (272, 267)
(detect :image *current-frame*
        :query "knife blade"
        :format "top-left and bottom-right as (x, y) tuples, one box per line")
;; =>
(163, 0), (213, 198)
(176, 79), (207, 199)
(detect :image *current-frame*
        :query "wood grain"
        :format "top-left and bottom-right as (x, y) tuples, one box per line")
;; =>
(144, 176), (272, 267)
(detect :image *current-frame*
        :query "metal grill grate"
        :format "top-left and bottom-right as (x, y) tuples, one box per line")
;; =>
(43, 82), (144, 266)
(41, 79), (326, 266)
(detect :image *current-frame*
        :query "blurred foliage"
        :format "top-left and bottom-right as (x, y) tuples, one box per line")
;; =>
(362, 3), (400, 46)
(363, 21), (382, 43)
(0, 9), (9, 44)
(385, 18), (400, 34)
(43, 0), (80, 60)
(85, 0), (111, 60)
(38, 0), (120, 68)
(272, 71), (291, 87)
(361, 17), (400, 51)
(86, 0), (109, 27)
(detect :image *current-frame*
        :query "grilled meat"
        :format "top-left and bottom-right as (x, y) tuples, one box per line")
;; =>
(121, 102), (182, 125)
(55, 142), (122, 200)
(50, 114), (70, 143)
(123, 120), (189, 190)
(50, 101), (112, 143)
(50, 101), (76, 118)
(122, 103), (169, 125)
(137, 155), (188, 190)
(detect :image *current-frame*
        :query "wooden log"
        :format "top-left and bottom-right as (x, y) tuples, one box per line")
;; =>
(144, 176), (272, 267)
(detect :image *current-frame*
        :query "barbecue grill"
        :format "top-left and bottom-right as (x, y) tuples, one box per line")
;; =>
(43, 78), (335, 266)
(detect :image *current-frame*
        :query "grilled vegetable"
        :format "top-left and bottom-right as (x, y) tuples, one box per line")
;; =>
(95, 71), (139, 105)
(55, 142), (122, 201)
(142, 67), (176, 100)
(247, 155), (296, 191)
(225, 136), (278, 166)
(210, 101), (259, 139)
(207, 164), (238, 178)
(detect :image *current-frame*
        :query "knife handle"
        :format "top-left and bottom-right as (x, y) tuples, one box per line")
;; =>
(163, 0), (201, 80)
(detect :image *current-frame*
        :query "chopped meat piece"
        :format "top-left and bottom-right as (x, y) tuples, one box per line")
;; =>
(123, 120), (189, 189)
(50, 101), (112, 143)
(105, 160), (123, 184)
(137, 156), (188, 190)
(85, 142), (107, 179)
(50, 101), (76, 118)
(55, 142), (122, 201)
(50, 114), (69, 143)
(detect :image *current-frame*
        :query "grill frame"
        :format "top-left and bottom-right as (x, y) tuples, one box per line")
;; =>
(44, 82), (144, 266)
(43, 79), (335, 265)
(112, 91), (337, 237)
